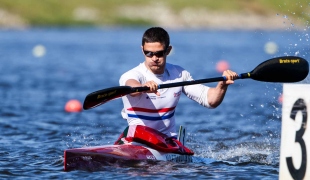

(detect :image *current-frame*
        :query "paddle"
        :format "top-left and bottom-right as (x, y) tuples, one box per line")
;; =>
(83, 56), (309, 110)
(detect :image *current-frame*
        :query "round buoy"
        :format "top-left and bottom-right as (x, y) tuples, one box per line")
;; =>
(264, 41), (278, 55)
(32, 44), (46, 58)
(216, 60), (230, 73)
(65, 99), (82, 112)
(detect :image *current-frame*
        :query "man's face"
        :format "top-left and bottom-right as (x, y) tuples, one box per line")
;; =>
(142, 42), (171, 74)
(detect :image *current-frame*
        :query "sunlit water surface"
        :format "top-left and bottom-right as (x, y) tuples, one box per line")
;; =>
(0, 27), (309, 179)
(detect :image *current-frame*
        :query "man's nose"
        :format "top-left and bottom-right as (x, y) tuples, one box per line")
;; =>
(152, 55), (159, 61)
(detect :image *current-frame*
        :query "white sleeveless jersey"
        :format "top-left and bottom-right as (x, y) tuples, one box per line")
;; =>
(119, 62), (211, 137)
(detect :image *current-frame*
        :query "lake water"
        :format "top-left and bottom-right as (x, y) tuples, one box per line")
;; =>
(0, 27), (309, 179)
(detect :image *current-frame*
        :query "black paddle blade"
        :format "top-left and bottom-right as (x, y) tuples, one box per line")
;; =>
(249, 56), (309, 82)
(83, 86), (132, 110)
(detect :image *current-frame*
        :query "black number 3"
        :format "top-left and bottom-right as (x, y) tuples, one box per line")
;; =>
(286, 98), (307, 180)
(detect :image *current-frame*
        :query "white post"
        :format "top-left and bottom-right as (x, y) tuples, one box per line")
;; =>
(279, 84), (310, 180)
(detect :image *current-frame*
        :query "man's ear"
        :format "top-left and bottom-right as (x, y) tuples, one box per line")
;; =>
(141, 45), (144, 54)
(166, 46), (172, 55)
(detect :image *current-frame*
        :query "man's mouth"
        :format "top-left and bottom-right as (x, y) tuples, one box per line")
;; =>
(150, 63), (159, 66)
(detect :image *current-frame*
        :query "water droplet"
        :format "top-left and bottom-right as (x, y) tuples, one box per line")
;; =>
(261, 104), (264, 108)
(295, 51), (300, 55)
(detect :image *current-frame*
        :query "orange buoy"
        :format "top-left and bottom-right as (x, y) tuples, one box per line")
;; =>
(65, 99), (82, 112)
(216, 60), (230, 73)
(278, 94), (283, 104)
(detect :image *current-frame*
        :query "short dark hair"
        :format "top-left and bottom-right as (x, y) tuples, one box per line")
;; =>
(142, 27), (170, 49)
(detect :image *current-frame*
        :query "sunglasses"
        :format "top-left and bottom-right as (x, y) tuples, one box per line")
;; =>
(143, 49), (167, 58)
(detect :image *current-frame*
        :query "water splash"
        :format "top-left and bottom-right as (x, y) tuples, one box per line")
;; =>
(213, 142), (279, 165)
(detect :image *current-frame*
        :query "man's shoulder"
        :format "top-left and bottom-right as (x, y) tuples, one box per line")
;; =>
(119, 63), (144, 85)
(120, 63), (145, 80)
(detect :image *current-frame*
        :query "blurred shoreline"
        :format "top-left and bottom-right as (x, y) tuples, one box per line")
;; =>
(0, 2), (307, 30)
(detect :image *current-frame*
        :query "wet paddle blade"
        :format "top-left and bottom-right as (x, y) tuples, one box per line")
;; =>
(240, 56), (309, 82)
(83, 86), (133, 110)
(83, 86), (150, 110)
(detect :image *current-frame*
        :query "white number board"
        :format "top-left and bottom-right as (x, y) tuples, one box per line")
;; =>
(280, 84), (310, 180)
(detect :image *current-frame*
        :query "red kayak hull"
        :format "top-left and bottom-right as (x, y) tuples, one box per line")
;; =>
(64, 143), (193, 171)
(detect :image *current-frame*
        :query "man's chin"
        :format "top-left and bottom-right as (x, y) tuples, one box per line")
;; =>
(151, 67), (164, 74)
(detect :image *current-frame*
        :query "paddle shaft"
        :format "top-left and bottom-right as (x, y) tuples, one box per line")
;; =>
(132, 73), (250, 92)
(159, 76), (226, 89)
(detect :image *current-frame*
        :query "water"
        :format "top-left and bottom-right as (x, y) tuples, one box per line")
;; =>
(0, 27), (309, 179)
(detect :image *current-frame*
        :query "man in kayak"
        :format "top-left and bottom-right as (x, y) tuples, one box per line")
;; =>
(115, 27), (238, 155)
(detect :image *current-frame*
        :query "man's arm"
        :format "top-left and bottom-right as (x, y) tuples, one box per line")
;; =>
(207, 70), (238, 108)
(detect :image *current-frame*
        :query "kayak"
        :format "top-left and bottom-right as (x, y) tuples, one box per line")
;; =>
(64, 142), (193, 171)
(64, 125), (195, 171)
